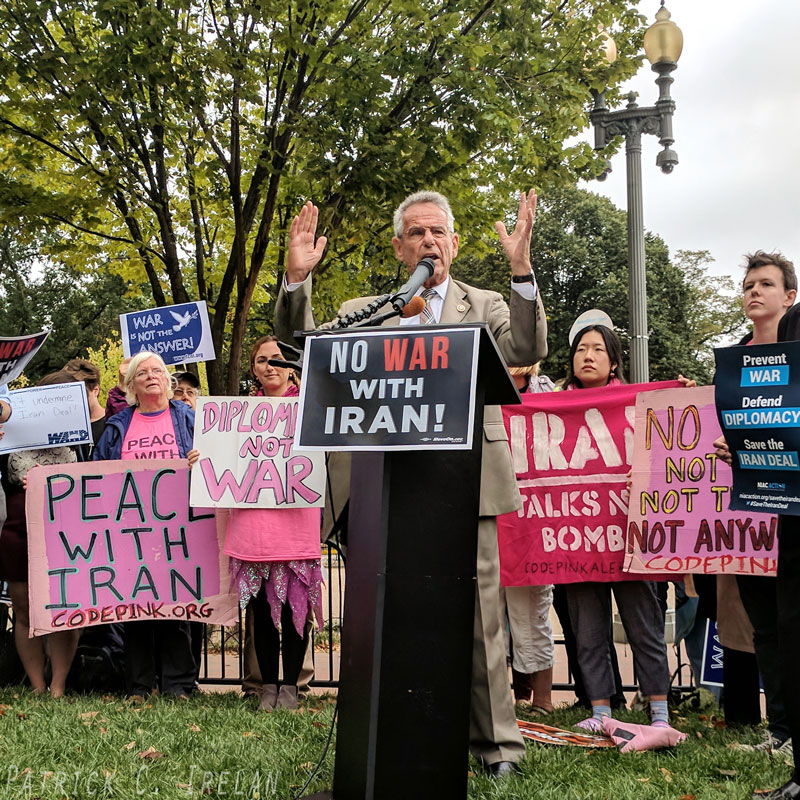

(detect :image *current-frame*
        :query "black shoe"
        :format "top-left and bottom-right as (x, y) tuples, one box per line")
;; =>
(755, 779), (800, 799)
(487, 761), (520, 779)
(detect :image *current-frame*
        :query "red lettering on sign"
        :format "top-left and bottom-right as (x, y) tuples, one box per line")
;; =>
(384, 339), (409, 371)
(431, 336), (449, 369)
(407, 338), (427, 370)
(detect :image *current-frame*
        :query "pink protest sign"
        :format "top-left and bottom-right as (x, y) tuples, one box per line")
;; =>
(26, 460), (238, 636)
(190, 396), (326, 508)
(624, 385), (777, 576)
(498, 381), (679, 586)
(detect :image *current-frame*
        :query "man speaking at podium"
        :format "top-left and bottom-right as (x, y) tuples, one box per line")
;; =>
(275, 189), (547, 777)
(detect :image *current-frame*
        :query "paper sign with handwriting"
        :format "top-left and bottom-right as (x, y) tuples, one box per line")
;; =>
(190, 396), (326, 508)
(26, 460), (237, 636)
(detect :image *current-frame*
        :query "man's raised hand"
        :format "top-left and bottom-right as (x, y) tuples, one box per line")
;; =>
(286, 201), (328, 284)
(494, 189), (537, 276)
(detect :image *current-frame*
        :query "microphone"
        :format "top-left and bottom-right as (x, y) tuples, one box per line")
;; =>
(267, 340), (304, 374)
(400, 296), (425, 318)
(391, 258), (435, 312)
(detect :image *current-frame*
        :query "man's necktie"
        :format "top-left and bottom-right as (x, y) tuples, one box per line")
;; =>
(421, 288), (437, 324)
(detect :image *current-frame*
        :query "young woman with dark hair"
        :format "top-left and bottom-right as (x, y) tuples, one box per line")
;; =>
(563, 324), (685, 741)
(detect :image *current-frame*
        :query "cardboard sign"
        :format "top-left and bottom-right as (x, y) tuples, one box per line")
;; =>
(190, 396), (326, 508)
(120, 301), (216, 366)
(516, 720), (615, 748)
(296, 327), (479, 450)
(625, 386), (777, 576)
(498, 382), (679, 586)
(26, 460), (237, 636)
(0, 383), (92, 454)
(0, 330), (50, 386)
(715, 341), (800, 515)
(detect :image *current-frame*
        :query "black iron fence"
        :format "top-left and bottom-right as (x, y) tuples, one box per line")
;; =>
(196, 543), (345, 688)
(2, 562), (693, 693)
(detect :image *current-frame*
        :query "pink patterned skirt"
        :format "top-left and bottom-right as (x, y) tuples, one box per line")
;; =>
(230, 557), (324, 637)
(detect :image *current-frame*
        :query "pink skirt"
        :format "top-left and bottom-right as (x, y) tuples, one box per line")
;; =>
(230, 557), (323, 637)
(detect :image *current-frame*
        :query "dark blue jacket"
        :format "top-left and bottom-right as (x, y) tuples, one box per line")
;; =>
(93, 400), (195, 461)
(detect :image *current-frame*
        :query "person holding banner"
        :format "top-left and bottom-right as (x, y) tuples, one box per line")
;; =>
(0, 385), (11, 532)
(562, 324), (679, 741)
(275, 191), (546, 774)
(501, 364), (556, 714)
(765, 291), (800, 799)
(733, 252), (795, 754)
(93, 351), (199, 701)
(714, 252), (800, 799)
(198, 336), (322, 712)
(0, 373), (82, 697)
(710, 252), (796, 747)
(61, 358), (107, 459)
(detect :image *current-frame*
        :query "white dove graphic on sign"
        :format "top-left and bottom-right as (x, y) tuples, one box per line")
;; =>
(170, 309), (198, 332)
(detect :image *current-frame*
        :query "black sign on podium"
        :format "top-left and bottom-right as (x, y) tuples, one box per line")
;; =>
(296, 326), (481, 450)
(296, 324), (520, 800)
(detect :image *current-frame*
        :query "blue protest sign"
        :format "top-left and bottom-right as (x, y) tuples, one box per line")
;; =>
(700, 620), (724, 688)
(715, 340), (800, 514)
(120, 301), (215, 366)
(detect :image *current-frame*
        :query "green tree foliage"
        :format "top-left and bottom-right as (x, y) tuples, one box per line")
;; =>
(457, 187), (747, 384)
(0, 230), (147, 381)
(0, 0), (645, 392)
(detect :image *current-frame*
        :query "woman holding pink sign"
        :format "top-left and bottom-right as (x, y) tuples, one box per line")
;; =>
(93, 351), (200, 701)
(1, 371), (85, 698)
(562, 318), (687, 747)
(209, 336), (322, 712)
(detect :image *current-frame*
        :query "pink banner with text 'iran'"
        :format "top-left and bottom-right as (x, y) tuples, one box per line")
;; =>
(499, 381), (679, 586)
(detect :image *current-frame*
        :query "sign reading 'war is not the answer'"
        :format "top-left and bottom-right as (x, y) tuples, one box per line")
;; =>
(120, 301), (216, 366)
(498, 382), (681, 586)
(27, 461), (238, 636)
(715, 341), (800, 515)
(297, 327), (480, 451)
(190, 396), (326, 508)
(625, 385), (777, 577)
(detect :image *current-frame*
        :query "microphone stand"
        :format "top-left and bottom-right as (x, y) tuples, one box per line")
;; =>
(333, 293), (392, 330)
(330, 258), (434, 330)
(351, 307), (402, 328)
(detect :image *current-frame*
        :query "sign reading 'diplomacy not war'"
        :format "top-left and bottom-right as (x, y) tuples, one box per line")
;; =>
(296, 327), (480, 450)
(0, 330), (50, 386)
(190, 396), (326, 508)
(715, 340), (800, 515)
(625, 386), (777, 577)
(26, 460), (238, 636)
(120, 301), (215, 366)
(0, 383), (92, 454)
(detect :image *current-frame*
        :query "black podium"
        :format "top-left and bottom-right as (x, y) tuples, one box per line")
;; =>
(297, 324), (520, 800)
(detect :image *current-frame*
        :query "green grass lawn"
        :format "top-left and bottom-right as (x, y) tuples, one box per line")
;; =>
(0, 688), (791, 799)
